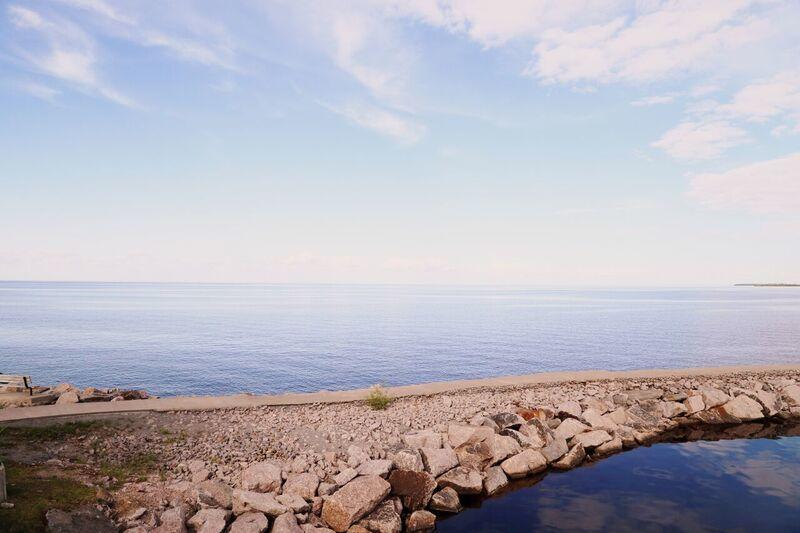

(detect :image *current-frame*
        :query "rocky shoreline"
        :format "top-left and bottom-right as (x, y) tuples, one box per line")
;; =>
(2, 368), (800, 532)
(0, 383), (153, 408)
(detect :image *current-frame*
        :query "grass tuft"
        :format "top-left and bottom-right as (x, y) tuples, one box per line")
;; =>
(365, 384), (392, 410)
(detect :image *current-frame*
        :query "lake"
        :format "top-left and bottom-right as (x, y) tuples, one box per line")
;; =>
(437, 432), (800, 532)
(1, 282), (799, 396)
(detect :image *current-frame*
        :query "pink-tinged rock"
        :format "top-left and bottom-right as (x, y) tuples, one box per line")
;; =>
(556, 400), (582, 419)
(720, 395), (764, 421)
(482, 466), (508, 495)
(357, 460), (393, 478)
(552, 443), (585, 470)
(447, 424), (495, 448)
(553, 418), (589, 441)
(436, 466), (483, 495)
(755, 390), (781, 416)
(391, 449), (424, 472)
(419, 447), (458, 477)
(187, 509), (230, 533)
(402, 430), (442, 449)
(500, 449), (547, 479)
(428, 487), (461, 513)
(272, 512), (303, 533)
(699, 387), (730, 408)
(232, 490), (288, 517)
(227, 512), (268, 533)
(356, 499), (401, 533)
(240, 462), (282, 493)
(782, 384), (800, 407)
(684, 395), (705, 414)
(405, 510), (436, 532)
(594, 437), (623, 457)
(571, 430), (612, 449)
(283, 472), (319, 501)
(540, 436), (569, 463)
(321, 475), (391, 532)
(389, 470), (436, 510)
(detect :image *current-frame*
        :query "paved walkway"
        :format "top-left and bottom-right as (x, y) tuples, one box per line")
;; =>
(2, 364), (799, 423)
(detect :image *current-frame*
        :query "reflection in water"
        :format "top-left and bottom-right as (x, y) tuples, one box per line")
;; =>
(438, 426), (800, 532)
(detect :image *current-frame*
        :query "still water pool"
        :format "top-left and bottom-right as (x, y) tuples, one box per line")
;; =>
(438, 434), (800, 532)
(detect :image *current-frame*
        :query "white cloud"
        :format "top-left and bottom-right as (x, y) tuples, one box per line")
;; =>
(688, 152), (800, 213)
(7, 4), (136, 107)
(321, 100), (425, 144)
(53, 0), (133, 25)
(16, 80), (61, 103)
(721, 70), (800, 128)
(631, 94), (676, 107)
(528, 0), (769, 85)
(652, 120), (750, 161)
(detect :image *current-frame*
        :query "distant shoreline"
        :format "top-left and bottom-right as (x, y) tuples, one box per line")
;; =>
(734, 283), (800, 287)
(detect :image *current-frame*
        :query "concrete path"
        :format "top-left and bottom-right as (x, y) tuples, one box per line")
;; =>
(2, 364), (799, 423)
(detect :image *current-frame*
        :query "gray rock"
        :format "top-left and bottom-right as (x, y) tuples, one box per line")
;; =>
(482, 466), (508, 495)
(623, 389), (664, 402)
(419, 447), (458, 477)
(321, 475), (391, 532)
(436, 466), (483, 495)
(500, 449), (547, 479)
(155, 507), (187, 533)
(194, 480), (233, 509)
(227, 512), (269, 533)
(240, 462), (282, 493)
(661, 401), (687, 418)
(428, 487), (461, 513)
(518, 419), (551, 448)
(489, 412), (525, 429)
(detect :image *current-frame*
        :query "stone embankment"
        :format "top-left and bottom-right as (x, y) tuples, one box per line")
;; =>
(6, 368), (800, 532)
(110, 371), (800, 532)
(0, 382), (152, 408)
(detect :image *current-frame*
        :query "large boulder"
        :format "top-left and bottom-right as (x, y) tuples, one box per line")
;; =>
(405, 510), (436, 532)
(556, 400), (582, 419)
(518, 419), (551, 448)
(56, 391), (80, 405)
(489, 412), (526, 429)
(388, 470), (436, 510)
(483, 466), (508, 495)
(228, 512), (269, 533)
(552, 443), (585, 470)
(594, 437), (623, 457)
(356, 499), (402, 533)
(194, 480), (233, 509)
(272, 513), (303, 533)
(436, 466), (483, 494)
(553, 418), (589, 441)
(154, 507), (187, 533)
(699, 387), (730, 408)
(419, 447), (458, 477)
(684, 395), (705, 414)
(402, 430), (442, 449)
(357, 460), (393, 478)
(755, 389), (782, 416)
(428, 487), (461, 513)
(391, 449), (424, 472)
(540, 436), (569, 463)
(241, 462), (283, 493)
(283, 472), (319, 500)
(782, 384), (800, 407)
(321, 475), (391, 532)
(455, 440), (494, 471)
(187, 509), (230, 533)
(571, 430), (612, 449)
(719, 395), (764, 421)
(276, 493), (310, 513)
(624, 403), (662, 428)
(623, 389), (664, 402)
(500, 449), (547, 479)
(447, 424), (494, 448)
(661, 401), (687, 418)
(232, 490), (288, 517)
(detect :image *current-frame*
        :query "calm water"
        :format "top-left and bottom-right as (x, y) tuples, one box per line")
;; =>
(1, 282), (799, 396)
(438, 435), (800, 532)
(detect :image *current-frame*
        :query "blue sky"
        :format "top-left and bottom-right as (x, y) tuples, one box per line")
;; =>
(1, 0), (799, 284)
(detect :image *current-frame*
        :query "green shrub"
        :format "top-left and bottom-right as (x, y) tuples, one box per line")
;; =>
(365, 385), (392, 410)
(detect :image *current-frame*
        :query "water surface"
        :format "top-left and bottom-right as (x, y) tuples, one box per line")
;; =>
(438, 435), (800, 532)
(1, 282), (799, 395)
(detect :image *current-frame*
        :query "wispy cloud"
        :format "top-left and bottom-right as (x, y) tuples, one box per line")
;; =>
(652, 120), (750, 161)
(688, 152), (800, 213)
(320, 100), (425, 144)
(7, 4), (137, 107)
(631, 94), (677, 107)
(15, 80), (61, 103)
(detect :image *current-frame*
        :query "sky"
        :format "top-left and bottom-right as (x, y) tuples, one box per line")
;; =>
(1, 0), (799, 285)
